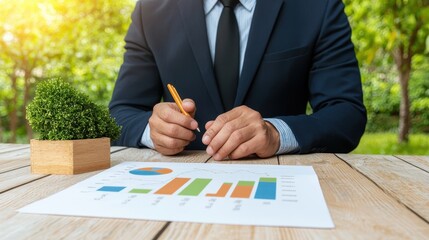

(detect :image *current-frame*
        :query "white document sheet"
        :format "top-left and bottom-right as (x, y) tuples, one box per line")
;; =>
(19, 162), (334, 228)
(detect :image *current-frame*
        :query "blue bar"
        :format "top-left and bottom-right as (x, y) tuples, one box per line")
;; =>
(254, 178), (276, 200)
(97, 186), (126, 192)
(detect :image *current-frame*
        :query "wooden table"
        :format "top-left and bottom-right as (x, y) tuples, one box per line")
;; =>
(0, 144), (428, 239)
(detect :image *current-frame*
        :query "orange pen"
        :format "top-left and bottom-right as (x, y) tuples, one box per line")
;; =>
(167, 83), (200, 132)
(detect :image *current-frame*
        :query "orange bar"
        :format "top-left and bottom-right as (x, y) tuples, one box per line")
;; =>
(154, 178), (190, 195)
(206, 183), (232, 197)
(230, 181), (255, 198)
(230, 186), (253, 198)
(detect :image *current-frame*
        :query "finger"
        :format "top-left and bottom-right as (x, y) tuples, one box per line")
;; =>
(229, 121), (280, 159)
(154, 144), (184, 156)
(205, 120), (214, 130)
(206, 117), (246, 156)
(229, 135), (263, 159)
(202, 109), (241, 145)
(150, 118), (195, 144)
(212, 127), (255, 161)
(156, 122), (195, 142)
(182, 98), (196, 117)
(156, 103), (198, 130)
(152, 133), (191, 150)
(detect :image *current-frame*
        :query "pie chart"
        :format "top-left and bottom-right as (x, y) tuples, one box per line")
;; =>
(129, 167), (173, 176)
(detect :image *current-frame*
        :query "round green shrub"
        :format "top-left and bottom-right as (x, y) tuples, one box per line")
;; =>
(26, 78), (121, 140)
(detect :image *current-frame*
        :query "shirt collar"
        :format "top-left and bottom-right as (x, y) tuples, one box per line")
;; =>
(204, 0), (256, 15)
(240, 0), (256, 12)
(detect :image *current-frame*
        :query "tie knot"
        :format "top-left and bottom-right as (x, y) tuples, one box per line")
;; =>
(220, 0), (239, 8)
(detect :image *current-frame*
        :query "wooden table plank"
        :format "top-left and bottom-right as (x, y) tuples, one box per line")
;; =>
(0, 149), (177, 239)
(110, 146), (127, 152)
(0, 175), (166, 239)
(110, 147), (212, 164)
(207, 155), (278, 165)
(159, 156), (280, 240)
(395, 155), (429, 173)
(279, 154), (429, 239)
(0, 146), (125, 172)
(337, 154), (429, 224)
(0, 146), (127, 195)
(0, 166), (47, 193)
(160, 223), (286, 240)
(0, 144), (29, 153)
(0, 148), (31, 173)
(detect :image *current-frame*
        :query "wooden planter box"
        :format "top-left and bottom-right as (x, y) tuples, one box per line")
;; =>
(30, 138), (111, 175)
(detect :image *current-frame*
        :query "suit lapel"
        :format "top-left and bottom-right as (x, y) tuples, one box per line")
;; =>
(178, 0), (224, 114)
(235, 0), (284, 106)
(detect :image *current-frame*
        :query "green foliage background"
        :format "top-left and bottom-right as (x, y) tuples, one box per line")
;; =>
(361, 62), (429, 133)
(0, 0), (134, 142)
(344, 0), (429, 134)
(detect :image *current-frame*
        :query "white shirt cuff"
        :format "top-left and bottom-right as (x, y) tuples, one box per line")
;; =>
(264, 118), (300, 154)
(140, 124), (155, 149)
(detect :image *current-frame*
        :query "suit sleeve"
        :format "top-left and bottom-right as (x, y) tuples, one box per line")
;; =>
(109, 1), (162, 147)
(280, 0), (367, 153)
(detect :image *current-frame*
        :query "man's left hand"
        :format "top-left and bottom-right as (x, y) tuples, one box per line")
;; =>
(202, 106), (280, 160)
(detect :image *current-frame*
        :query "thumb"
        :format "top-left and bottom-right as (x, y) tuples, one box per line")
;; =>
(182, 98), (197, 117)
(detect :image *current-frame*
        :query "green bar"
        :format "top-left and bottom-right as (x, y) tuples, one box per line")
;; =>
(237, 181), (255, 187)
(129, 189), (151, 194)
(179, 178), (212, 196)
(260, 177), (276, 183)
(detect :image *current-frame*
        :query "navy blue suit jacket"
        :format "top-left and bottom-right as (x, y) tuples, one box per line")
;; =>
(109, 0), (367, 153)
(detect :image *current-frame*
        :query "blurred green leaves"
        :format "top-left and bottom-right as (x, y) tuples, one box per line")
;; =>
(0, 0), (134, 142)
(344, 0), (429, 137)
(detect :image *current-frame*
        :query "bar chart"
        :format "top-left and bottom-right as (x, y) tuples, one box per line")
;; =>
(20, 162), (334, 228)
(97, 164), (278, 200)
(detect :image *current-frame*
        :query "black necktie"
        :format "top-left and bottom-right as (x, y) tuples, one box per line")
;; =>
(214, 0), (240, 111)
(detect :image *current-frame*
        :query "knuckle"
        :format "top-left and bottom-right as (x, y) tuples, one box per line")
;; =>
(150, 131), (155, 141)
(171, 147), (184, 155)
(216, 114), (229, 124)
(252, 111), (262, 119)
(239, 144), (250, 155)
(164, 138), (179, 149)
(239, 105), (249, 111)
(148, 118), (154, 127)
(205, 128), (216, 137)
(229, 152), (241, 160)
(230, 145), (248, 159)
(209, 139), (220, 151)
(186, 132), (196, 141)
(164, 124), (178, 136)
(224, 122), (235, 133)
(164, 148), (181, 156)
(148, 116), (159, 128)
(231, 131), (244, 143)
(181, 118), (192, 128)
(217, 149), (229, 159)
(257, 121), (266, 131)
(161, 110), (172, 120)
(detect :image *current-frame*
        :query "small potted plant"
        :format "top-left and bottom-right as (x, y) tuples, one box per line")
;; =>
(26, 78), (121, 175)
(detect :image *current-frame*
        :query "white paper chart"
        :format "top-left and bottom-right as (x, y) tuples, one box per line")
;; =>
(19, 162), (334, 228)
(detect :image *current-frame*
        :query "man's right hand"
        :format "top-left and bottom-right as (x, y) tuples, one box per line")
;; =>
(149, 99), (198, 155)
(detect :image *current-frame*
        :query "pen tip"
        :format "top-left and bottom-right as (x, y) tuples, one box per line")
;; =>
(196, 127), (201, 133)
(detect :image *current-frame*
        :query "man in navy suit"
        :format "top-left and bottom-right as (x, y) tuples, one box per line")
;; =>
(109, 0), (367, 160)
